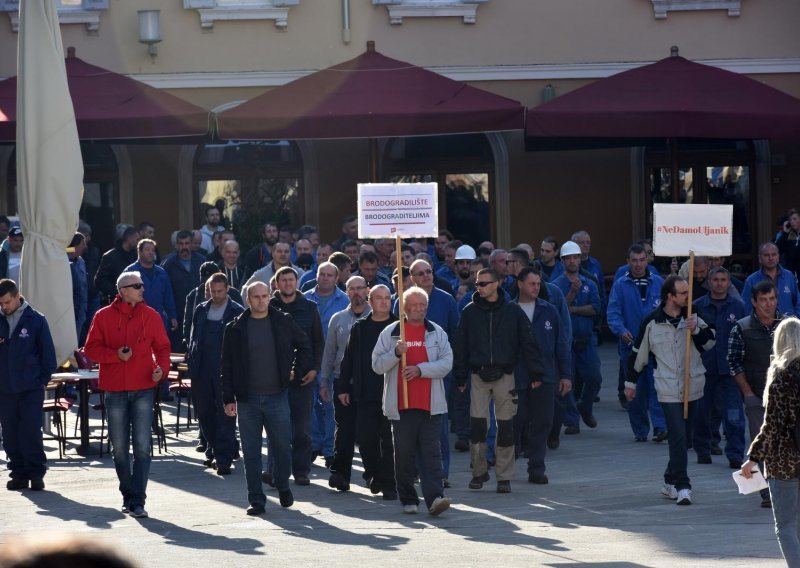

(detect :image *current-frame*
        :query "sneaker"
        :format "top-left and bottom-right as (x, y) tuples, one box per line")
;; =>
(676, 489), (692, 505)
(246, 503), (265, 516)
(121, 503), (131, 514)
(29, 479), (45, 491)
(6, 479), (28, 491)
(697, 455), (712, 465)
(496, 480), (511, 493)
(564, 425), (580, 435)
(653, 430), (668, 443)
(328, 473), (350, 492)
(547, 434), (560, 450)
(468, 472), (490, 489)
(729, 459), (743, 469)
(429, 496), (451, 516)
(454, 439), (469, 452)
(195, 443), (207, 453)
(528, 473), (549, 485)
(710, 443), (723, 456)
(261, 471), (275, 487)
(279, 489), (294, 508)
(130, 505), (149, 518)
(661, 483), (678, 500)
(294, 475), (310, 486)
(402, 504), (418, 514)
(216, 464), (232, 475)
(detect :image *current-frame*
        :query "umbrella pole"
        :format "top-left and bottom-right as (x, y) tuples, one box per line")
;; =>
(369, 138), (378, 183)
(396, 235), (408, 409)
(670, 137), (680, 203)
(683, 250), (695, 419)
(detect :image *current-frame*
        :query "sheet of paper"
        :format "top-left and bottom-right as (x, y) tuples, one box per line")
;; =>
(732, 469), (769, 495)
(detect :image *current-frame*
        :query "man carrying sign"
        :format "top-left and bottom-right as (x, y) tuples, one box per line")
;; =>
(625, 276), (716, 506)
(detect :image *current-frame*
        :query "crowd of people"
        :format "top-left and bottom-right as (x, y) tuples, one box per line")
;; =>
(1, 206), (800, 564)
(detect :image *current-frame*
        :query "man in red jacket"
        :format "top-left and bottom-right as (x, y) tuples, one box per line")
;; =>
(85, 271), (171, 519)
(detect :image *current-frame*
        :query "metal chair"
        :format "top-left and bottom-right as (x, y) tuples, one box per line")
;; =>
(42, 381), (73, 459)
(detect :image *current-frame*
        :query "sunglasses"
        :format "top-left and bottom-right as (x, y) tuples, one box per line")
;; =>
(476, 281), (496, 288)
(121, 283), (144, 290)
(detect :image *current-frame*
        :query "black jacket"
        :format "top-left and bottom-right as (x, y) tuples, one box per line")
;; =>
(269, 293), (324, 382)
(94, 244), (137, 303)
(337, 314), (398, 400)
(453, 291), (544, 387)
(221, 307), (312, 404)
(182, 285), (244, 348)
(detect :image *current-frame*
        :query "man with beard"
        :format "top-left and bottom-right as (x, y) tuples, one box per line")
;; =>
(244, 221), (278, 279)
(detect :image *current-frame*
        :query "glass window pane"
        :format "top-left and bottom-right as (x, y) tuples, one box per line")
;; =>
(706, 165), (751, 255)
(387, 174), (434, 183)
(649, 167), (693, 204)
(445, 173), (489, 247)
(198, 179), (240, 227)
(80, 182), (116, 253)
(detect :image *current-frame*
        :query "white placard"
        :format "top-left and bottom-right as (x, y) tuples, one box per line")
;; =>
(653, 204), (733, 257)
(357, 183), (438, 239)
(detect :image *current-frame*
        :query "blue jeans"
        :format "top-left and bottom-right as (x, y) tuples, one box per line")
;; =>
(311, 380), (335, 458)
(266, 385), (313, 478)
(693, 373), (746, 460)
(660, 400), (697, 491)
(237, 392), (292, 506)
(106, 389), (154, 508)
(565, 337), (603, 425)
(768, 478), (800, 567)
(620, 343), (666, 438)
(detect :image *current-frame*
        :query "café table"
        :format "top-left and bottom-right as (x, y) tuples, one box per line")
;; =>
(50, 368), (100, 454)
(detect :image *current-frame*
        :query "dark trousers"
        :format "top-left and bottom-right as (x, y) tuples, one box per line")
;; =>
(331, 397), (358, 482)
(192, 373), (236, 467)
(661, 400), (697, 491)
(0, 388), (46, 481)
(355, 400), (396, 491)
(451, 379), (471, 441)
(392, 410), (444, 508)
(551, 390), (569, 436)
(267, 385), (313, 477)
(526, 383), (556, 476)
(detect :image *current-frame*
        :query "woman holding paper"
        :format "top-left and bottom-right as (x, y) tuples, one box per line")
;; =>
(741, 317), (800, 567)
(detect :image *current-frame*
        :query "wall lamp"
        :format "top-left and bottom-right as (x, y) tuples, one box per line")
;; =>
(138, 10), (162, 62)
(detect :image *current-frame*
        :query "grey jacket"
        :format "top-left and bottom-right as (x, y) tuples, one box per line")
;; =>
(372, 319), (453, 421)
(319, 305), (371, 389)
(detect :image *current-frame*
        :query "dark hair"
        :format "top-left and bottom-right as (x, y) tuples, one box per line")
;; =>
(121, 227), (138, 241)
(401, 244), (414, 254)
(0, 278), (18, 297)
(359, 250), (379, 265)
(341, 239), (359, 252)
(628, 243), (646, 257)
(471, 258), (489, 268)
(541, 236), (558, 249)
(438, 229), (454, 241)
(517, 265), (541, 282)
(205, 205), (219, 218)
(0, 215), (10, 227)
(297, 224), (317, 239)
(136, 238), (156, 253)
(476, 245), (493, 257)
(279, 225), (293, 234)
(68, 232), (85, 248)
(477, 268), (499, 281)
(275, 266), (299, 281)
(660, 275), (685, 304)
(341, 215), (356, 225)
(137, 221), (154, 232)
(176, 229), (192, 242)
(262, 221), (278, 232)
(508, 247), (530, 265)
(200, 261), (221, 281)
(328, 252), (351, 270)
(752, 280), (778, 301)
(208, 272), (229, 287)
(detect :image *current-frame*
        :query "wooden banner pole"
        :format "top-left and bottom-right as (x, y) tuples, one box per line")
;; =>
(683, 250), (695, 420)
(396, 235), (408, 409)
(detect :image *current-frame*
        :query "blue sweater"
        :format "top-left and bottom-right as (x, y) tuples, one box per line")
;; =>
(513, 298), (571, 388)
(0, 303), (57, 393)
(741, 267), (800, 317)
(693, 293), (746, 376)
(552, 274), (600, 342)
(607, 272), (664, 339)
(126, 261), (176, 327)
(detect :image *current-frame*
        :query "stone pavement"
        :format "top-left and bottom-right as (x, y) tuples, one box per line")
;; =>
(0, 343), (785, 567)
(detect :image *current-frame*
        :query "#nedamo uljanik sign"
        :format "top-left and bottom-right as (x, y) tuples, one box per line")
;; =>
(653, 204), (734, 257)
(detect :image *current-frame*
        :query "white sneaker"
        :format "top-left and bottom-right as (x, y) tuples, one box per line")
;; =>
(402, 504), (418, 514)
(676, 489), (692, 505)
(429, 496), (451, 516)
(661, 483), (678, 500)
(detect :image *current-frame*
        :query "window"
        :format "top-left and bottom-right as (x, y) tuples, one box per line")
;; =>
(649, 0), (741, 19)
(193, 141), (303, 253)
(183, 0), (299, 30)
(384, 134), (494, 246)
(372, 0), (490, 25)
(0, 0), (108, 33)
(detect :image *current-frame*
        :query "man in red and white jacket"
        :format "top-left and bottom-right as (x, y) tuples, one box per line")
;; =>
(85, 270), (171, 519)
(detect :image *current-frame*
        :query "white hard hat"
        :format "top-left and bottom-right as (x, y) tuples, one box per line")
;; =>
(560, 240), (581, 257)
(455, 244), (477, 260)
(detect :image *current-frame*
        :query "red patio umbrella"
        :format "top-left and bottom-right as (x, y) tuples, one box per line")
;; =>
(525, 46), (800, 151)
(0, 47), (210, 142)
(216, 41), (524, 179)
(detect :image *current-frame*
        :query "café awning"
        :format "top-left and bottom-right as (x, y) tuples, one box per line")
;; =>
(0, 47), (210, 142)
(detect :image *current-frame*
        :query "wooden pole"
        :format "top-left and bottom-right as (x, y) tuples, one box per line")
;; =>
(683, 250), (695, 419)
(395, 235), (408, 409)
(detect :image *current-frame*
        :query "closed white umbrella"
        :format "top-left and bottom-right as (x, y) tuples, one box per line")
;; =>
(16, 0), (83, 364)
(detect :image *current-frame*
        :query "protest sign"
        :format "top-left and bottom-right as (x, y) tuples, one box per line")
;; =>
(653, 203), (733, 257)
(357, 183), (438, 239)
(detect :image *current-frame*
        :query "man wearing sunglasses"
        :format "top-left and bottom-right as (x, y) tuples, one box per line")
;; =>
(85, 271), (171, 519)
(454, 268), (544, 494)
